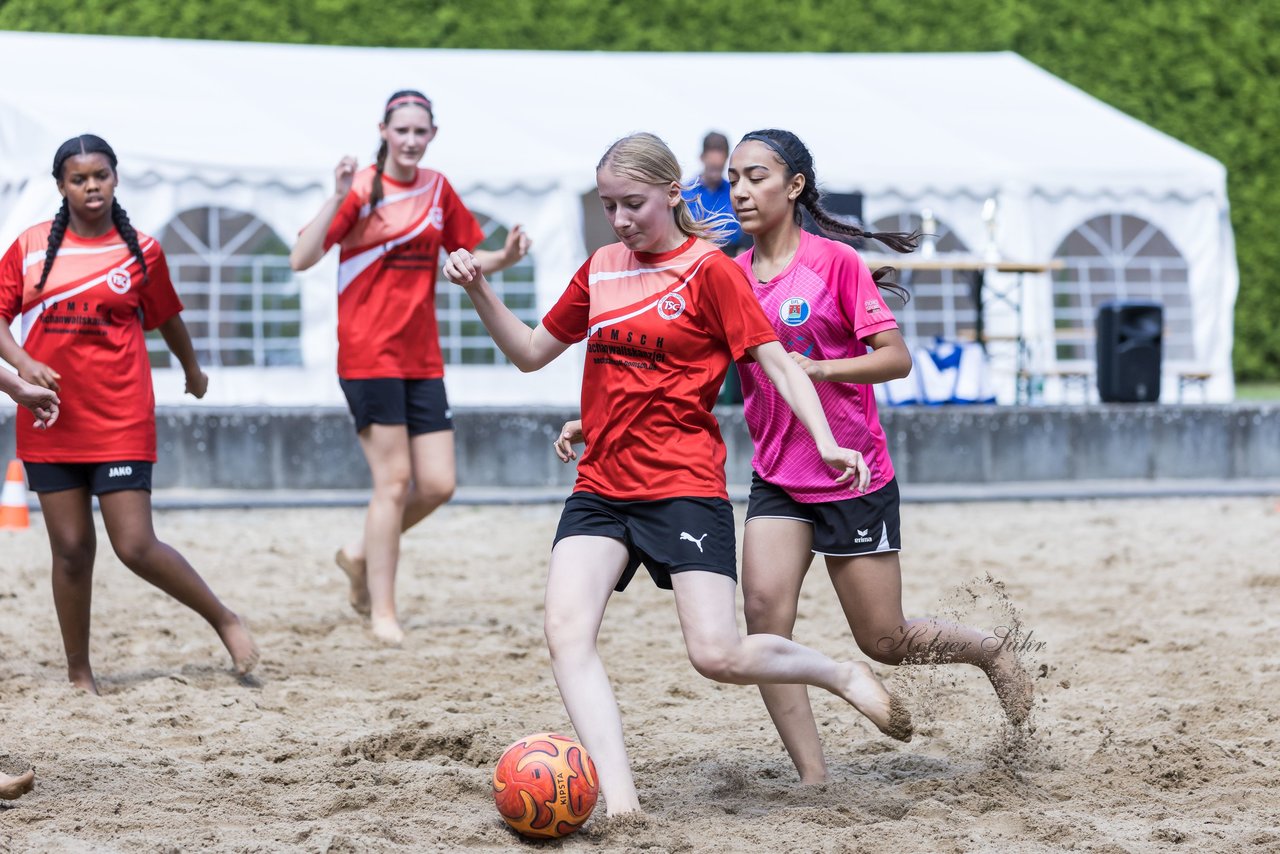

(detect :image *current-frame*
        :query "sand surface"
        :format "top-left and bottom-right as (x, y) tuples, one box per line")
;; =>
(1, 497), (1277, 852)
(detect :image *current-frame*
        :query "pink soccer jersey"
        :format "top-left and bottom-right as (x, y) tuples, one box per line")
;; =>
(736, 230), (899, 502)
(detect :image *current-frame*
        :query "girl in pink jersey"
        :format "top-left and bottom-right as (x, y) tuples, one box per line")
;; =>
(446, 133), (912, 817)
(728, 128), (1033, 783)
(291, 91), (530, 644)
(0, 135), (258, 694)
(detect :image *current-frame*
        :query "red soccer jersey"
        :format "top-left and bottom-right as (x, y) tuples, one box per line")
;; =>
(542, 236), (777, 501)
(0, 222), (183, 463)
(323, 166), (484, 379)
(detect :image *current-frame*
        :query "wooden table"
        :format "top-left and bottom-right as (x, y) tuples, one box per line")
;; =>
(861, 255), (1066, 403)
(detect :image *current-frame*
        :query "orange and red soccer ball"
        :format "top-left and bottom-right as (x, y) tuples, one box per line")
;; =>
(492, 732), (598, 839)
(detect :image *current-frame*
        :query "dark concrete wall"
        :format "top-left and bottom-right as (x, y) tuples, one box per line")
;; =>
(1, 404), (1276, 489)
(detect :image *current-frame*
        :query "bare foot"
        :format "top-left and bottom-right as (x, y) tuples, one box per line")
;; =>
(68, 666), (99, 696)
(986, 648), (1034, 726)
(217, 613), (260, 675)
(370, 614), (405, 646)
(0, 769), (34, 800)
(838, 662), (913, 742)
(335, 548), (371, 616)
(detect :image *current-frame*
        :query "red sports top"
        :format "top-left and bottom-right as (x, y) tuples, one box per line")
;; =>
(542, 236), (776, 501)
(323, 166), (484, 379)
(0, 222), (183, 463)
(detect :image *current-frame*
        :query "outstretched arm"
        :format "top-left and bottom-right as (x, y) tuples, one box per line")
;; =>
(748, 340), (870, 492)
(443, 249), (570, 372)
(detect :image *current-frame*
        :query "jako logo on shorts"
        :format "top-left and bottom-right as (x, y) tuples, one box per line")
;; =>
(779, 297), (810, 326)
(108, 466), (133, 478)
(657, 292), (686, 320)
(107, 267), (132, 294)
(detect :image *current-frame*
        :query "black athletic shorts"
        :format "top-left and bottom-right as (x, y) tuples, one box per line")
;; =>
(24, 461), (153, 495)
(745, 472), (902, 557)
(554, 492), (738, 592)
(338, 377), (453, 435)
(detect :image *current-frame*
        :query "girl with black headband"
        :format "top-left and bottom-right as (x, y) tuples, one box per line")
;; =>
(727, 128), (1034, 783)
(291, 90), (530, 645)
(0, 134), (259, 694)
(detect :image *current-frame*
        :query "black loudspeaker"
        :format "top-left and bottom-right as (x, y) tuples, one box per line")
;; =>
(1096, 301), (1163, 403)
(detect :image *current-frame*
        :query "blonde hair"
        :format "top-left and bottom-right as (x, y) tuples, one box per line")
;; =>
(597, 132), (735, 246)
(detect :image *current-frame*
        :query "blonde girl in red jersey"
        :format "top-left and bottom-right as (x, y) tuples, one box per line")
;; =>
(0, 135), (258, 694)
(445, 132), (911, 816)
(291, 90), (529, 645)
(728, 129), (1034, 783)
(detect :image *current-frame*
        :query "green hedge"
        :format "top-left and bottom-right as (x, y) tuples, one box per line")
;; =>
(3, 0), (1275, 378)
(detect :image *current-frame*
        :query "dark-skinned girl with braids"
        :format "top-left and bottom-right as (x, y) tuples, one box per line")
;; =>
(719, 129), (1035, 782)
(291, 90), (529, 645)
(0, 134), (258, 694)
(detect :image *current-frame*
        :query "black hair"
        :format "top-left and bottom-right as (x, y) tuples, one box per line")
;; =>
(38, 134), (147, 291)
(370, 89), (434, 210)
(740, 128), (917, 302)
(702, 131), (730, 155)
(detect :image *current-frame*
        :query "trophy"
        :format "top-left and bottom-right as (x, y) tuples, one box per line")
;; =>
(981, 197), (1000, 262)
(920, 207), (937, 259)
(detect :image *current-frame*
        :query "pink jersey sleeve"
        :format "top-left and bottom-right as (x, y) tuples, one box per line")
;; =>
(839, 249), (899, 341)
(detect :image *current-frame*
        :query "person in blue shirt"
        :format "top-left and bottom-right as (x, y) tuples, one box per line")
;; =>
(683, 132), (746, 253)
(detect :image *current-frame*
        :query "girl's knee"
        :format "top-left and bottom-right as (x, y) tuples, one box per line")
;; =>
(686, 642), (739, 683)
(855, 624), (910, 665)
(51, 543), (95, 579)
(112, 537), (158, 573)
(742, 591), (792, 636)
(543, 613), (595, 663)
(413, 476), (455, 508)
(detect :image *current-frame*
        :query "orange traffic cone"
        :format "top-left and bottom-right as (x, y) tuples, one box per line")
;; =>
(0, 460), (30, 530)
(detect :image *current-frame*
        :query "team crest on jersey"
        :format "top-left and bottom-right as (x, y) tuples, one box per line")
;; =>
(779, 297), (810, 327)
(107, 267), (132, 294)
(657, 292), (686, 321)
(428, 206), (444, 229)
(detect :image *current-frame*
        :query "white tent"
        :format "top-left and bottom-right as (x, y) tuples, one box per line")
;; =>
(0, 32), (1238, 405)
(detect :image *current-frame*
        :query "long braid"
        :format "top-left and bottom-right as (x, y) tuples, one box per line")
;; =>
(110, 198), (148, 282)
(35, 199), (71, 291)
(370, 139), (389, 209)
(743, 129), (917, 302)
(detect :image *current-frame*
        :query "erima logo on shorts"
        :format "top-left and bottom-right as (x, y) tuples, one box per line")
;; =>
(108, 466), (133, 478)
(107, 267), (132, 294)
(657, 292), (686, 321)
(779, 297), (810, 326)
(854, 527), (873, 544)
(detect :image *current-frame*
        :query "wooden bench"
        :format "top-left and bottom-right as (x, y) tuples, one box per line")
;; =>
(1176, 371), (1212, 403)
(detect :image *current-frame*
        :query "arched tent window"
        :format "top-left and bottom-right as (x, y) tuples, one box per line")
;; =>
(435, 212), (536, 365)
(151, 207), (300, 367)
(1051, 214), (1191, 362)
(870, 212), (974, 346)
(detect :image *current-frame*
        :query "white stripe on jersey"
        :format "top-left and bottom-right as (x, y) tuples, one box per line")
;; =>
(585, 252), (714, 338)
(357, 175), (440, 219)
(17, 240), (153, 343)
(22, 238), (155, 274)
(587, 263), (686, 285)
(337, 181), (445, 296)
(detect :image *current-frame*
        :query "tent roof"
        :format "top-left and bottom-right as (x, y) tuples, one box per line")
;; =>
(0, 31), (1226, 199)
